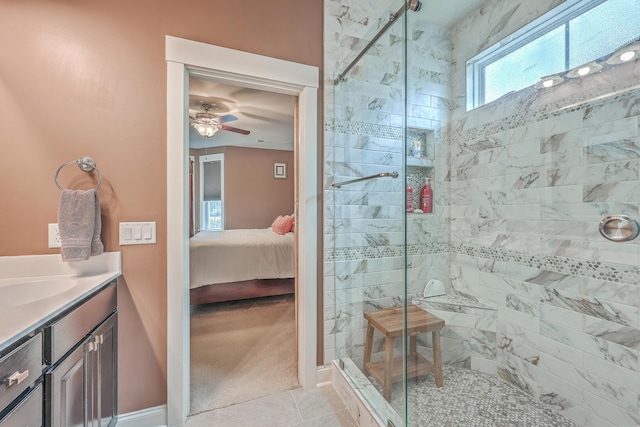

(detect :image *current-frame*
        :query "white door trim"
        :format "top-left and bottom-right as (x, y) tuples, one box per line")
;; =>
(165, 36), (318, 426)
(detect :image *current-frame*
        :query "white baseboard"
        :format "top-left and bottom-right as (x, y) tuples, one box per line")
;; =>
(117, 404), (167, 427)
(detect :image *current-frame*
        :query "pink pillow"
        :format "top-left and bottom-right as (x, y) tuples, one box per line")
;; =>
(271, 215), (294, 235)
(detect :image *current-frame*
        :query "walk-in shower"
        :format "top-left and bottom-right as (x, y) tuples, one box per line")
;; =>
(326, 0), (640, 425)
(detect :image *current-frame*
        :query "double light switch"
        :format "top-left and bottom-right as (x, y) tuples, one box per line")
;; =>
(119, 222), (156, 245)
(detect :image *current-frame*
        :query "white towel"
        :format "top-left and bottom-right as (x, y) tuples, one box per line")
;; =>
(58, 189), (104, 262)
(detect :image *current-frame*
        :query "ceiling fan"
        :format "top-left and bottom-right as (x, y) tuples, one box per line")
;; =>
(189, 103), (251, 138)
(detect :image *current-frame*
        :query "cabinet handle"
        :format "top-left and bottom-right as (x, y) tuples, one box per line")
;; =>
(87, 335), (103, 352)
(6, 370), (29, 388)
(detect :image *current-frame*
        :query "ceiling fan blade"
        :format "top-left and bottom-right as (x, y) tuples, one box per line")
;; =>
(220, 125), (250, 135)
(218, 114), (238, 123)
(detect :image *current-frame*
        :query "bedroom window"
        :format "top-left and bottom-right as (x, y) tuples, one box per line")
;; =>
(200, 154), (224, 231)
(466, 0), (640, 110)
(203, 200), (222, 230)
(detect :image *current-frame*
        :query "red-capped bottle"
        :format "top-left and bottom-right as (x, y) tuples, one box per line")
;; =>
(420, 177), (433, 213)
(406, 184), (413, 213)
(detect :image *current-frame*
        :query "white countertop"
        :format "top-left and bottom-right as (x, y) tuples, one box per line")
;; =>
(0, 252), (121, 354)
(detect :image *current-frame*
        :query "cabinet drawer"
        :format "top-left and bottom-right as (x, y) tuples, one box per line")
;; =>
(0, 383), (42, 427)
(0, 334), (42, 412)
(45, 281), (116, 365)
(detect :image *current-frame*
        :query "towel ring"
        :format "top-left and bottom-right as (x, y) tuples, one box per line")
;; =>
(55, 156), (102, 191)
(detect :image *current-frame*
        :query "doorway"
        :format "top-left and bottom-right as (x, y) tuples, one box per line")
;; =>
(166, 36), (319, 426)
(188, 84), (298, 413)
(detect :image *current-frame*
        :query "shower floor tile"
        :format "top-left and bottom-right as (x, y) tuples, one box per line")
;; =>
(381, 365), (576, 427)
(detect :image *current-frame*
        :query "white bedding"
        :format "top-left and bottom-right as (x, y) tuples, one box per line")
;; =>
(189, 228), (294, 289)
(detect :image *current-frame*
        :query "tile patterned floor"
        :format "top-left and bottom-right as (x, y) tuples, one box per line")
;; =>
(183, 383), (357, 427)
(386, 365), (576, 427)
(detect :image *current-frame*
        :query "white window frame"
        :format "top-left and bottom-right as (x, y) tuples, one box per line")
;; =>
(199, 153), (224, 231)
(466, 0), (607, 110)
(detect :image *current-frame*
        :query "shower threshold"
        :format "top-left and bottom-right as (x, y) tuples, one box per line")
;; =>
(331, 359), (401, 427)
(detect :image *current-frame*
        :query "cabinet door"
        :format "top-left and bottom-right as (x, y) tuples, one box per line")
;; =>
(87, 313), (117, 427)
(45, 343), (87, 427)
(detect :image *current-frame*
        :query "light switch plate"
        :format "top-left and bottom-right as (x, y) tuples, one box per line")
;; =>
(119, 222), (157, 245)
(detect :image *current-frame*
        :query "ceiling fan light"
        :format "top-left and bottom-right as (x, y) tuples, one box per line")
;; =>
(194, 124), (219, 137)
(189, 102), (248, 138)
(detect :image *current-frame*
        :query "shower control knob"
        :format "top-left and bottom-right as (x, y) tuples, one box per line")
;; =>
(599, 215), (640, 242)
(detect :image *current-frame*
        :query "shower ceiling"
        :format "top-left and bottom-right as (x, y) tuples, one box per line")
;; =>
(421, 0), (486, 27)
(189, 77), (295, 151)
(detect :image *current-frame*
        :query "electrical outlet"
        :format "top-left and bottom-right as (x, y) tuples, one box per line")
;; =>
(48, 223), (62, 248)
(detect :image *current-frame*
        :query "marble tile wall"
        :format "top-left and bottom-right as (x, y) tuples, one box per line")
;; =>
(447, 1), (640, 425)
(413, 295), (498, 374)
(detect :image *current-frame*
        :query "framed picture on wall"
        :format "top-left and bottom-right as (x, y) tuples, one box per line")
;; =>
(274, 162), (287, 179)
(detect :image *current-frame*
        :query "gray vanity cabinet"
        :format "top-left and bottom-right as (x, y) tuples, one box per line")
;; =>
(45, 281), (118, 427)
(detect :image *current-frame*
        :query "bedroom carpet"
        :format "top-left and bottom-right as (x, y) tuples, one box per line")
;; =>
(190, 295), (298, 415)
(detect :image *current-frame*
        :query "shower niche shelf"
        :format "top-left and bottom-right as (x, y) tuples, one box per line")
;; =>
(407, 156), (433, 168)
(407, 127), (435, 214)
(407, 127), (435, 160)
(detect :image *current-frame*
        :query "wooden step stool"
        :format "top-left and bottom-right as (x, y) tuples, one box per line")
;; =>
(363, 305), (445, 401)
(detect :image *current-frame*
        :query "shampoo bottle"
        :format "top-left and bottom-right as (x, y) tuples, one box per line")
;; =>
(406, 184), (413, 213)
(420, 177), (433, 213)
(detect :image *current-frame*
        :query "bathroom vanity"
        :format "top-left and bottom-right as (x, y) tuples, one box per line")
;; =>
(0, 253), (121, 427)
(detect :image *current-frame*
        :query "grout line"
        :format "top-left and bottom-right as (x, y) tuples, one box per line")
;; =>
(290, 390), (306, 426)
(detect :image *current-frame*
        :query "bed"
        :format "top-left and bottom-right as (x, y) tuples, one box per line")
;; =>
(189, 228), (295, 304)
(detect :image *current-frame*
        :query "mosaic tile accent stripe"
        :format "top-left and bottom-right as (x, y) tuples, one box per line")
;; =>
(446, 86), (640, 146)
(326, 242), (640, 284)
(324, 242), (449, 262)
(326, 119), (403, 140)
(450, 243), (640, 284)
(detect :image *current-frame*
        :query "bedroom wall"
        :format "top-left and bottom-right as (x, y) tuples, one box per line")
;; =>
(0, 0), (322, 415)
(191, 147), (294, 230)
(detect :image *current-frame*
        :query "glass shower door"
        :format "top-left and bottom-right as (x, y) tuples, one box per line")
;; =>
(328, 0), (410, 424)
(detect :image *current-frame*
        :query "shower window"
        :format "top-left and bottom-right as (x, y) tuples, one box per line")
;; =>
(466, 0), (640, 109)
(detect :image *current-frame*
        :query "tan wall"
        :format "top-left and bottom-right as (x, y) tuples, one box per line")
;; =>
(0, 0), (322, 415)
(193, 147), (294, 230)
